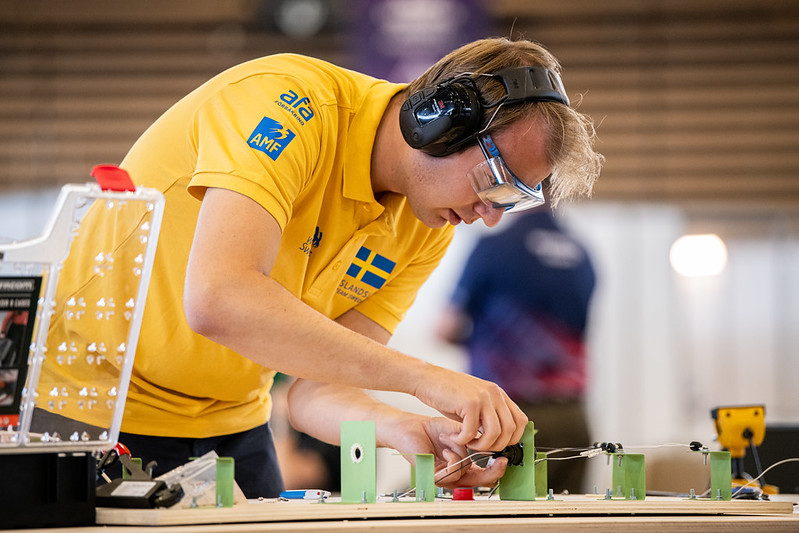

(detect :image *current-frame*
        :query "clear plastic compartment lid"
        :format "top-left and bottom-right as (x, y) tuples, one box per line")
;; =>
(0, 166), (164, 453)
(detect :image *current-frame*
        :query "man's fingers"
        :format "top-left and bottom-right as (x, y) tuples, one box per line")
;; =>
(467, 401), (515, 451)
(508, 397), (529, 445)
(438, 456), (508, 489)
(500, 391), (528, 445)
(435, 448), (468, 485)
(460, 419), (504, 450)
(472, 392), (527, 451)
(453, 411), (481, 446)
(442, 448), (460, 465)
(420, 372), (526, 452)
(438, 432), (468, 457)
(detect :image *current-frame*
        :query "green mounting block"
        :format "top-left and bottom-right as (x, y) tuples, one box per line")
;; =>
(499, 421), (536, 501)
(340, 421), (377, 503)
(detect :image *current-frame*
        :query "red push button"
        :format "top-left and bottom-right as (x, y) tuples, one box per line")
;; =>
(453, 487), (474, 500)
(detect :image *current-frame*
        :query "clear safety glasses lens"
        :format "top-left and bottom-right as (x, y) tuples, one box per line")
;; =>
(466, 156), (545, 213)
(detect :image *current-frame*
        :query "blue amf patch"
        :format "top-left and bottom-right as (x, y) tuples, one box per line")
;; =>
(247, 117), (296, 160)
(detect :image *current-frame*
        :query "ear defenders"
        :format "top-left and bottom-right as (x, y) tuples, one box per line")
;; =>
(399, 66), (570, 157)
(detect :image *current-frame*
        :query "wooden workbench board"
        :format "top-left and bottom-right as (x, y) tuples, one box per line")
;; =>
(96, 495), (794, 527)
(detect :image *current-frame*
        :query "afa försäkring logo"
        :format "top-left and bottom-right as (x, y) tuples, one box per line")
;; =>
(247, 117), (296, 161)
(346, 246), (396, 290)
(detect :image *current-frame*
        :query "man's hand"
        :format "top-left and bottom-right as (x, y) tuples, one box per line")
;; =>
(287, 380), (517, 489)
(387, 415), (509, 489)
(412, 366), (528, 452)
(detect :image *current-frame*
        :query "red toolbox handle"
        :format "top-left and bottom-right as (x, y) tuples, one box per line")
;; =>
(92, 164), (136, 192)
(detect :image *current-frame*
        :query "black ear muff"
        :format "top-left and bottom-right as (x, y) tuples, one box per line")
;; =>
(399, 79), (481, 157)
(399, 66), (570, 157)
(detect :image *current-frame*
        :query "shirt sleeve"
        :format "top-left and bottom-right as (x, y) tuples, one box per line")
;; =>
(186, 74), (323, 230)
(354, 228), (455, 334)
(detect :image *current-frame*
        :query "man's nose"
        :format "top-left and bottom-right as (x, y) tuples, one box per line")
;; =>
(475, 202), (505, 227)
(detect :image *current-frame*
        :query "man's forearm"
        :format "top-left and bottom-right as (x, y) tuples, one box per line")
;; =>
(286, 379), (419, 448)
(187, 268), (435, 396)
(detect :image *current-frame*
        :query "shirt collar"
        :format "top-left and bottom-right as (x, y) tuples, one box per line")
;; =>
(342, 81), (405, 218)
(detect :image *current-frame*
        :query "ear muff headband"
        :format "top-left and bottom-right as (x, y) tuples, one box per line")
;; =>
(399, 66), (569, 157)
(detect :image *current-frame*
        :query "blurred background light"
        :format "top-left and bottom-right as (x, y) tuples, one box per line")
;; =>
(275, 0), (329, 38)
(670, 233), (728, 277)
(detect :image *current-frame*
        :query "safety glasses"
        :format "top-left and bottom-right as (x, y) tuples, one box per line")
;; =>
(467, 134), (546, 213)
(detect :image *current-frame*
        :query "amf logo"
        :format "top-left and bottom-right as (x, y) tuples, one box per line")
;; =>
(247, 117), (296, 161)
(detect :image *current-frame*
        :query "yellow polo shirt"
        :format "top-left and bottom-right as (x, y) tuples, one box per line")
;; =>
(47, 54), (454, 438)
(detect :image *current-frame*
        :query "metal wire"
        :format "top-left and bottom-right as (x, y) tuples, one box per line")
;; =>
(731, 457), (799, 499)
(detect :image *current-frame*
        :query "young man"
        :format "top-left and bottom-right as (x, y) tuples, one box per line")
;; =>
(48, 37), (602, 496)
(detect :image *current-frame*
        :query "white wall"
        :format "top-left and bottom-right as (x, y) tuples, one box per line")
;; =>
(0, 188), (61, 243)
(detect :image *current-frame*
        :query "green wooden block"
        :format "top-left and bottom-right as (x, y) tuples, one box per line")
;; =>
(499, 421), (536, 501)
(215, 457), (235, 508)
(709, 451), (732, 500)
(611, 453), (645, 500)
(610, 453), (630, 499)
(340, 421), (377, 503)
(415, 454), (435, 502)
(534, 451), (548, 498)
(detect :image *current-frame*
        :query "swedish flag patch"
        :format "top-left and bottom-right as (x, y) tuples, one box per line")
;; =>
(346, 246), (396, 289)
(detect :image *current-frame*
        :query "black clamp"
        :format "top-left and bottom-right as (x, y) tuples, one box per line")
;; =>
(96, 443), (183, 508)
(689, 441), (705, 451)
(493, 442), (525, 466)
(593, 441), (624, 454)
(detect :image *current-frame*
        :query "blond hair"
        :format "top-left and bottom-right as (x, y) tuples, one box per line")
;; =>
(407, 38), (603, 205)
